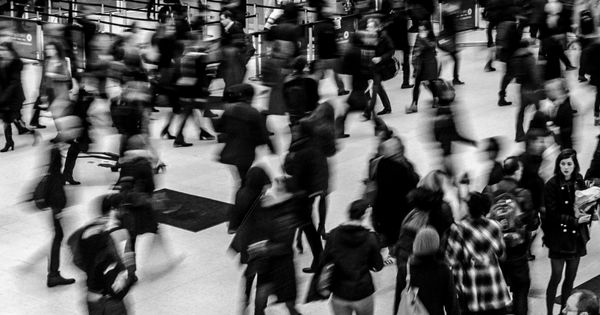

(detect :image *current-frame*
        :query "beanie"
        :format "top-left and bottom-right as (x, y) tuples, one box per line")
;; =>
(412, 227), (440, 256)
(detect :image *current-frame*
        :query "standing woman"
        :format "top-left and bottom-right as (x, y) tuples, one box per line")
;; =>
(406, 21), (438, 114)
(543, 149), (590, 315)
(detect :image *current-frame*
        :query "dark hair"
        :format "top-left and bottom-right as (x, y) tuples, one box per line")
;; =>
(485, 137), (500, 154)
(44, 41), (66, 60)
(575, 290), (600, 315)
(502, 156), (521, 177)
(553, 148), (580, 180)
(223, 83), (255, 102)
(220, 10), (233, 19)
(100, 193), (123, 215)
(467, 192), (491, 218)
(408, 187), (443, 212)
(349, 199), (370, 220)
(291, 55), (307, 72)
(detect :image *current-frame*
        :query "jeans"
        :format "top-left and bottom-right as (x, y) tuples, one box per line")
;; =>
(49, 207), (64, 275)
(331, 295), (374, 315)
(546, 257), (580, 315)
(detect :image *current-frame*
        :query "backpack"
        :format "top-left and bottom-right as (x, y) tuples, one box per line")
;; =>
(429, 79), (456, 103)
(487, 190), (526, 247)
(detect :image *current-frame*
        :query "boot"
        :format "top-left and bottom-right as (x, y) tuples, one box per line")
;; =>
(498, 96), (512, 106)
(0, 141), (14, 152)
(14, 119), (32, 135)
(160, 127), (176, 140)
(47, 273), (75, 287)
(174, 134), (193, 147)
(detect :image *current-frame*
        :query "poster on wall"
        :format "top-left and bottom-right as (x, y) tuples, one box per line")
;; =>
(2, 18), (39, 60)
(454, 0), (477, 32)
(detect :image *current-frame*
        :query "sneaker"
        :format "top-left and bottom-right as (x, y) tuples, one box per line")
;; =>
(47, 273), (75, 288)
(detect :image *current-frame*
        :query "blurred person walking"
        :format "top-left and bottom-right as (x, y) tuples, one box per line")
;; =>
(381, 0), (413, 88)
(545, 79), (575, 149)
(406, 22), (438, 114)
(312, 11), (349, 95)
(439, 0), (464, 85)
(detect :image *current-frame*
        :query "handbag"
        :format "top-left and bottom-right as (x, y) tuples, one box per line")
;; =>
(397, 258), (429, 315)
(378, 56), (400, 81)
(316, 263), (335, 297)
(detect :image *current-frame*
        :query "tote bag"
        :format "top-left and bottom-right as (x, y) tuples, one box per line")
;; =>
(397, 259), (429, 315)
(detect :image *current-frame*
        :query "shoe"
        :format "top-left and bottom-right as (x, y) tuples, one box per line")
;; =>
(566, 65), (577, 71)
(361, 112), (371, 121)
(64, 176), (81, 185)
(199, 129), (215, 141)
(154, 163), (167, 174)
(579, 75), (588, 82)
(405, 103), (418, 114)
(408, 25), (418, 33)
(302, 267), (316, 274)
(160, 129), (176, 140)
(0, 142), (14, 152)
(47, 273), (75, 287)
(336, 133), (350, 139)
(401, 82), (414, 89)
(572, 108), (578, 114)
(377, 109), (391, 115)
(595, 117), (600, 126)
(337, 90), (350, 96)
(203, 110), (217, 118)
(484, 63), (496, 72)
(174, 141), (193, 147)
(31, 123), (46, 129)
(527, 254), (536, 261)
(151, 107), (159, 113)
(498, 97), (512, 106)
(515, 135), (525, 142)
(452, 79), (465, 85)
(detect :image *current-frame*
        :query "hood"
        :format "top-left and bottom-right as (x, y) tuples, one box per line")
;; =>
(335, 223), (371, 247)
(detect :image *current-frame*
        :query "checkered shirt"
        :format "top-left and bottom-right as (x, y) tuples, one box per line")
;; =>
(445, 217), (512, 312)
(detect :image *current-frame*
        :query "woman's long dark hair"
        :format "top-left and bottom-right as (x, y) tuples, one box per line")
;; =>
(553, 148), (580, 181)
(44, 41), (66, 60)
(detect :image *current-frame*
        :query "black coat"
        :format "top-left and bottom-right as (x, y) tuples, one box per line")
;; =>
(519, 151), (545, 211)
(0, 42), (25, 117)
(214, 102), (270, 168)
(409, 254), (460, 315)
(313, 18), (339, 59)
(284, 136), (329, 196)
(321, 223), (383, 301)
(372, 157), (419, 246)
(553, 97), (574, 149)
(543, 175), (589, 258)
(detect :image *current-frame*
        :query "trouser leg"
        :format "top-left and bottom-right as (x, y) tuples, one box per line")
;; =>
(49, 208), (64, 275)
(63, 141), (80, 179)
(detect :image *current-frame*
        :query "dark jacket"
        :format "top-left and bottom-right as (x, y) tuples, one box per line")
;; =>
(412, 35), (438, 81)
(552, 97), (574, 149)
(409, 254), (460, 315)
(314, 18), (339, 59)
(0, 42), (25, 115)
(582, 39), (600, 86)
(519, 151), (545, 211)
(284, 136), (329, 197)
(585, 135), (600, 180)
(543, 175), (589, 258)
(214, 102), (270, 167)
(282, 74), (319, 120)
(372, 156), (420, 246)
(509, 47), (542, 90)
(321, 223), (383, 301)
(488, 161), (504, 186)
(221, 21), (247, 49)
(229, 166), (271, 232)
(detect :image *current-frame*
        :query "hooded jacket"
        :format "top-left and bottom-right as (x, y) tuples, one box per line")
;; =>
(321, 223), (383, 301)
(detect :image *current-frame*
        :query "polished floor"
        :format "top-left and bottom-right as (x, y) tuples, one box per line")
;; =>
(2, 37), (600, 315)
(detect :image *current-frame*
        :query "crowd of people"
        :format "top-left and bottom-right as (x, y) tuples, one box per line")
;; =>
(3, 0), (600, 314)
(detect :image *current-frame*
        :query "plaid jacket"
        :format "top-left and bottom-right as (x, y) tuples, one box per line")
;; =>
(445, 217), (512, 312)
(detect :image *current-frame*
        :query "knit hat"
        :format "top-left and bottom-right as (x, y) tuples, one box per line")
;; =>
(412, 227), (440, 256)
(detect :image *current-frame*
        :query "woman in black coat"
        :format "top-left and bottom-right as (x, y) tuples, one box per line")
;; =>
(0, 40), (26, 152)
(543, 149), (590, 315)
(372, 136), (420, 250)
(407, 21), (438, 114)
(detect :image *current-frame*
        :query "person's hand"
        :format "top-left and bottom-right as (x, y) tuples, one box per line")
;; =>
(111, 271), (128, 293)
(578, 214), (592, 224)
(372, 57), (382, 64)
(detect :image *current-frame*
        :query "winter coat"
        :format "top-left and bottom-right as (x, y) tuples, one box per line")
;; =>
(372, 156), (420, 246)
(314, 18), (340, 59)
(321, 223), (383, 301)
(214, 102), (270, 168)
(412, 35), (438, 81)
(508, 47), (543, 91)
(409, 254), (460, 315)
(229, 166), (271, 232)
(0, 42), (25, 117)
(284, 136), (329, 197)
(543, 175), (589, 258)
